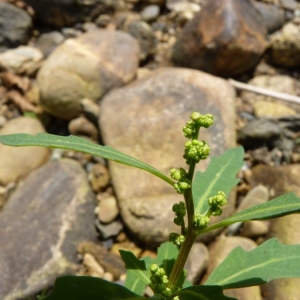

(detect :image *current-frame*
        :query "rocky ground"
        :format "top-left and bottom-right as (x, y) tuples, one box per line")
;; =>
(0, 0), (300, 299)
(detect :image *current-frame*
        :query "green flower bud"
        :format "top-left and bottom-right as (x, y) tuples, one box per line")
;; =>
(162, 288), (172, 297)
(150, 264), (159, 274)
(174, 216), (183, 226)
(169, 232), (179, 242)
(194, 214), (210, 229)
(190, 112), (201, 121)
(212, 207), (223, 216)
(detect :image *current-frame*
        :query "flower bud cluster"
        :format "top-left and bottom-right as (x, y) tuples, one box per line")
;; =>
(208, 191), (227, 216)
(149, 264), (172, 298)
(170, 168), (190, 194)
(169, 233), (185, 247)
(183, 140), (210, 165)
(194, 214), (210, 229)
(172, 201), (186, 226)
(182, 113), (214, 139)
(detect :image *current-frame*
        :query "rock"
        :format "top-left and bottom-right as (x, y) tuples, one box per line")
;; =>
(141, 5), (160, 22)
(37, 29), (139, 119)
(172, 0), (267, 77)
(238, 185), (269, 212)
(80, 98), (100, 125)
(184, 243), (209, 284)
(78, 239), (126, 280)
(95, 219), (123, 239)
(99, 67), (237, 245)
(0, 159), (97, 300)
(241, 75), (299, 115)
(35, 31), (65, 57)
(68, 116), (99, 141)
(82, 253), (105, 278)
(237, 118), (281, 149)
(268, 23), (300, 68)
(0, 117), (50, 185)
(0, 2), (32, 53)
(97, 195), (119, 223)
(89, 163), (110, 192)
(0, 46), (43, 76)
(203, 236), (261, 300)
(240, 220), (269, 238)
(253, 1), (285, 34)
(23, 0), (121, 27)
(253, 101), (296, 118)
(279, 0), (298, 11)
(117, 13), (155, 60)
(248, 164), (300, 196)
(111, 242), (142, 258)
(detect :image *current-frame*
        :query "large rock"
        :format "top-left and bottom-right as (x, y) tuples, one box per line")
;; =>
(0, 2), (32, 53)
(172, 0), (267, 77)
(0, 159), (97, 300)
(99, 67), (237, 245)
(0, 117), (50, 185)
(37, 29), (140, 119)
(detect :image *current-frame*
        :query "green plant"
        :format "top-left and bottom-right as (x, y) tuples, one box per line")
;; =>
(1, 112), (300, 300)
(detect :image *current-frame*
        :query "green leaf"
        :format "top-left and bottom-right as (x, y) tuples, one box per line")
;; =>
(198, 192), (300, 234)
(0, 133), (173, 185)
(126, 256), (153, 295)
(120, 250), (151, 286)
(192, 147), (244, 215)
(177, 285), (237, 300)
(43, 276), (146, 300)
(205, 238), (300, 289)
(153, 241), (179, 276)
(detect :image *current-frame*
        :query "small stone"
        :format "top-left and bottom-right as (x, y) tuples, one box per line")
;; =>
(80, 98), (100, 125)
(240, 220), (269, 238)
(68, 116), (99, 141)
(35, 31), (65, 57)
(268, 23), (300, 67)
(95, 219), (123, 239)
(98, 195), (119, 223)
(141, 5), (160, 22)
(103, 272), (114, 282)
(78, 241), (126, 280)
(253, 101), (296, 118)
(89, 163), (110, 192)
(0, 117), (50, 185)
(83, 253), (105, 278)
(0, 46), (43, 76)
(111, 242), (142, 258)
(0, 2), (32, 53)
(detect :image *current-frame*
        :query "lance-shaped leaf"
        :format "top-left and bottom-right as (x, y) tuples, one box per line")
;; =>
(120, 250), (151, 287)
(192, 147), (244, 215)
(43, 276), (147, 300)
(205, 238), (300, 289)
(177, 285), (237, 300)
(0, 133), (173, 185)
(197, 192), (300, 234)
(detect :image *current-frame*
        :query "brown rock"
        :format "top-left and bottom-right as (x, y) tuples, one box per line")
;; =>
(0, 117), (50, 185)
(240, 220), (269, 238)
(203, 236), (261, 300)
(37, 29), (140, 119)
(99, 67), (236, 245)
(172, 0), (267, 77)
(0, 159), (97, 300)
(78, 241), (126, 280)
